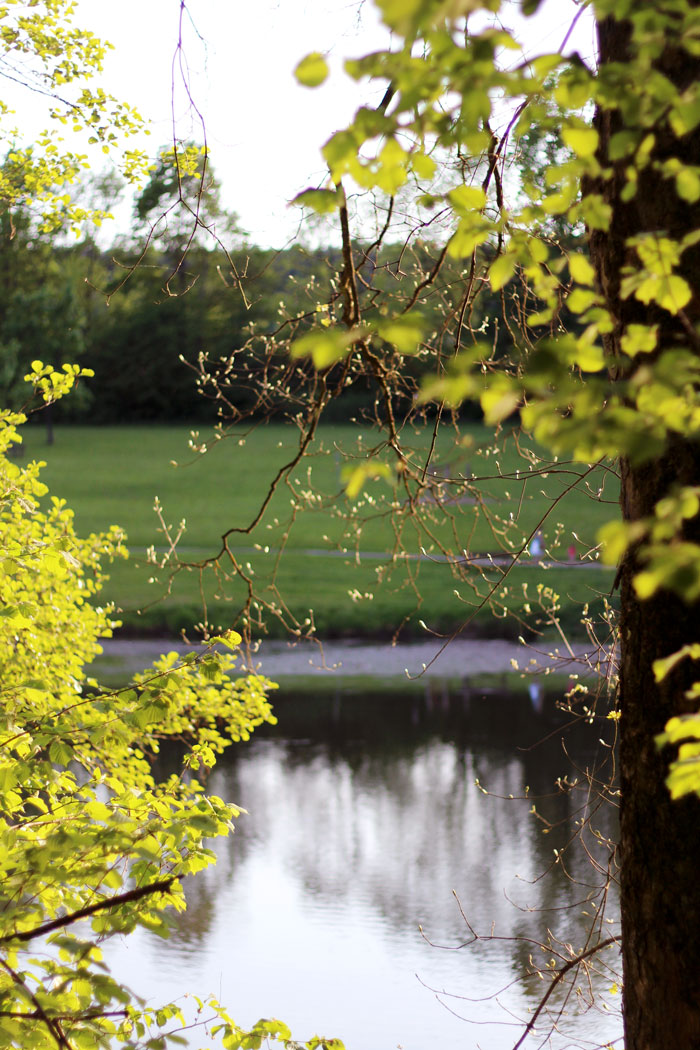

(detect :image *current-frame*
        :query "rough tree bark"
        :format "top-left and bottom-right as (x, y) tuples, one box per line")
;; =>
(588, 11), (700, 1049)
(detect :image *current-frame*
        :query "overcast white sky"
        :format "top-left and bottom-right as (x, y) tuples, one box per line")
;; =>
(19, 1), (596, 247)
(77, 0), (393, 246)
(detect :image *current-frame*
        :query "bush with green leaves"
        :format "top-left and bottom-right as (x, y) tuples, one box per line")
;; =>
(0, 388), (286, 1047)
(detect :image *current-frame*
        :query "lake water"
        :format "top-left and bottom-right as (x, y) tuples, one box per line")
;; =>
(106, 680), (622, 1050)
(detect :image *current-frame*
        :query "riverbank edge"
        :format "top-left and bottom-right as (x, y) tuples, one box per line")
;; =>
(93, 633), (612, 685)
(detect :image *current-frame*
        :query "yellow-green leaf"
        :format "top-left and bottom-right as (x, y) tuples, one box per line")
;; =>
(294, 53), (329, 88)
(566, 288), (599, 314)
(374, 312), (426, 353)
(291, 327), (364, 369)
(621, 324), (658, 356)
(489, 253), (518, 291)
(342, 462), (393, 499)
(448, 184), (487, 214)
(568, 254), (595, 286)
(562, 126), (599, 158)
(291, 187), (341, 214)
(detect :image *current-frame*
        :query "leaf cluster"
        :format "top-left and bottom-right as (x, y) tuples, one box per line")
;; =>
(0, 394), (280, 1047)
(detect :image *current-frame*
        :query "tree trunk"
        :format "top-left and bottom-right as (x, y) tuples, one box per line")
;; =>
(588, 13), (700, 1048)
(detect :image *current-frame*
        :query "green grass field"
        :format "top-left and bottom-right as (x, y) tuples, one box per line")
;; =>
(27, 422), (618, 639)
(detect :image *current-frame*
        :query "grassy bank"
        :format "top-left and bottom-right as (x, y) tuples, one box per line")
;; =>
(31, 423), (617, 639)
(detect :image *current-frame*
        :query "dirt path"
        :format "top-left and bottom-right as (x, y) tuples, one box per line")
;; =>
(97, 636), (606, 680)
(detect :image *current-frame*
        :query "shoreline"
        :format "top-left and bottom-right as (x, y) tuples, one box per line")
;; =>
(94, 635), (609, 681)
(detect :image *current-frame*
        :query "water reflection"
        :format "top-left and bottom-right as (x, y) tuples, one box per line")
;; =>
(108, 682), (622, 1050)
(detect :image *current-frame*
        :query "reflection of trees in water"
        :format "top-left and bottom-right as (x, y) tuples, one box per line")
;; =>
(166, 685), (618, 982)
(156, 680), (621, 1041)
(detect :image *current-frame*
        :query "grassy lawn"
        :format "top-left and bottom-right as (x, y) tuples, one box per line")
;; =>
(29, 423), (617, 639)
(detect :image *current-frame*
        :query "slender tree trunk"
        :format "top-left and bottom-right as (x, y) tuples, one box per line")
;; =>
(588, 13), (700, 1048)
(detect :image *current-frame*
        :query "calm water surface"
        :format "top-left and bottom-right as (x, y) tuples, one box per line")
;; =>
(108, 682), (622, 1050)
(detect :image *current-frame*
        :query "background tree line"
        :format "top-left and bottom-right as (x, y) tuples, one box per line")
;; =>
(2, 146), (567, 427)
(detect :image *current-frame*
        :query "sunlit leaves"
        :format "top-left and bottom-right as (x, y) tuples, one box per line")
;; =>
(23, 360), (94, 403)
(374, 0), (430, 33)
(637, 273), (692, 312)
(293, 312), (425, 366)
(323, 130), (360, 180)
(448, 183), (487, 213)
(207, 1011), (345, 1050)
(656, 712), (700, 799)
(566, 287), (600, 314)
(480, 377), (520, 424)
(291, 187), (342, 214)
(621, 324), (658, 356)
(418, 343), (490, 408)
(597, 520), (647, 565)
(489, 251), (517, 290)
(554, 68), (594, 110)
(375, 311), (426, 352)
(669, 84), (700, 136)
(448, 213), (492, 257)
(621, 234), (693, 314)
(412, 149), (436, 179)
(294, 52), (330, 87)
(562, 126), (599, 158)
(375, 0), (499, 35)
(575, 194), (612, 230)
(291, 327), (364, 368)
(342, 461), (394, 498)
(568, 254), (595, 285)
(540, 184), (579, 215)
(0, 0), (148, 227)
(0, 404), (278, 1047)
(276, 0), (700, 829)
(654, 643), (700, 683)
(663, 158), (700, 202)
(373, 137), (411, 193)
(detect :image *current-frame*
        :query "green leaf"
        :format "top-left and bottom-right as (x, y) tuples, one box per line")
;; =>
(568, 254), (596, 286)
(562, 126), (599, 158)
(572, 343), (605, 371)
(374, 312), (426, 352)
(448, 217), (490, 257)
(577, 194), (612, 230)
(480, 379), (519, 424)
(291, 327), (364, 369)
(294, 53), (329, 88)
(49, 740), (74, 766)
(597, 520), (647, 565)
(608, 130), (640, 160)
(291, 188), (341, 214)
(342, 462), (393, 499)
(656, 712), (700, 799)
(670, 89), (700, 136)
(322, 130), (359, 177)
(374, 138), (409, 193)
(375, 0), (425, 33)
(675, 166), (700, 203)
(621, 324), (658, 356)
(566, 288), (599, 314)
(448, 184), (487, 214)
(653, 645), (700, 682)
(412, 151), (436, 179)
(489, 252), (518, 291)
(632, 273), (692, 314)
